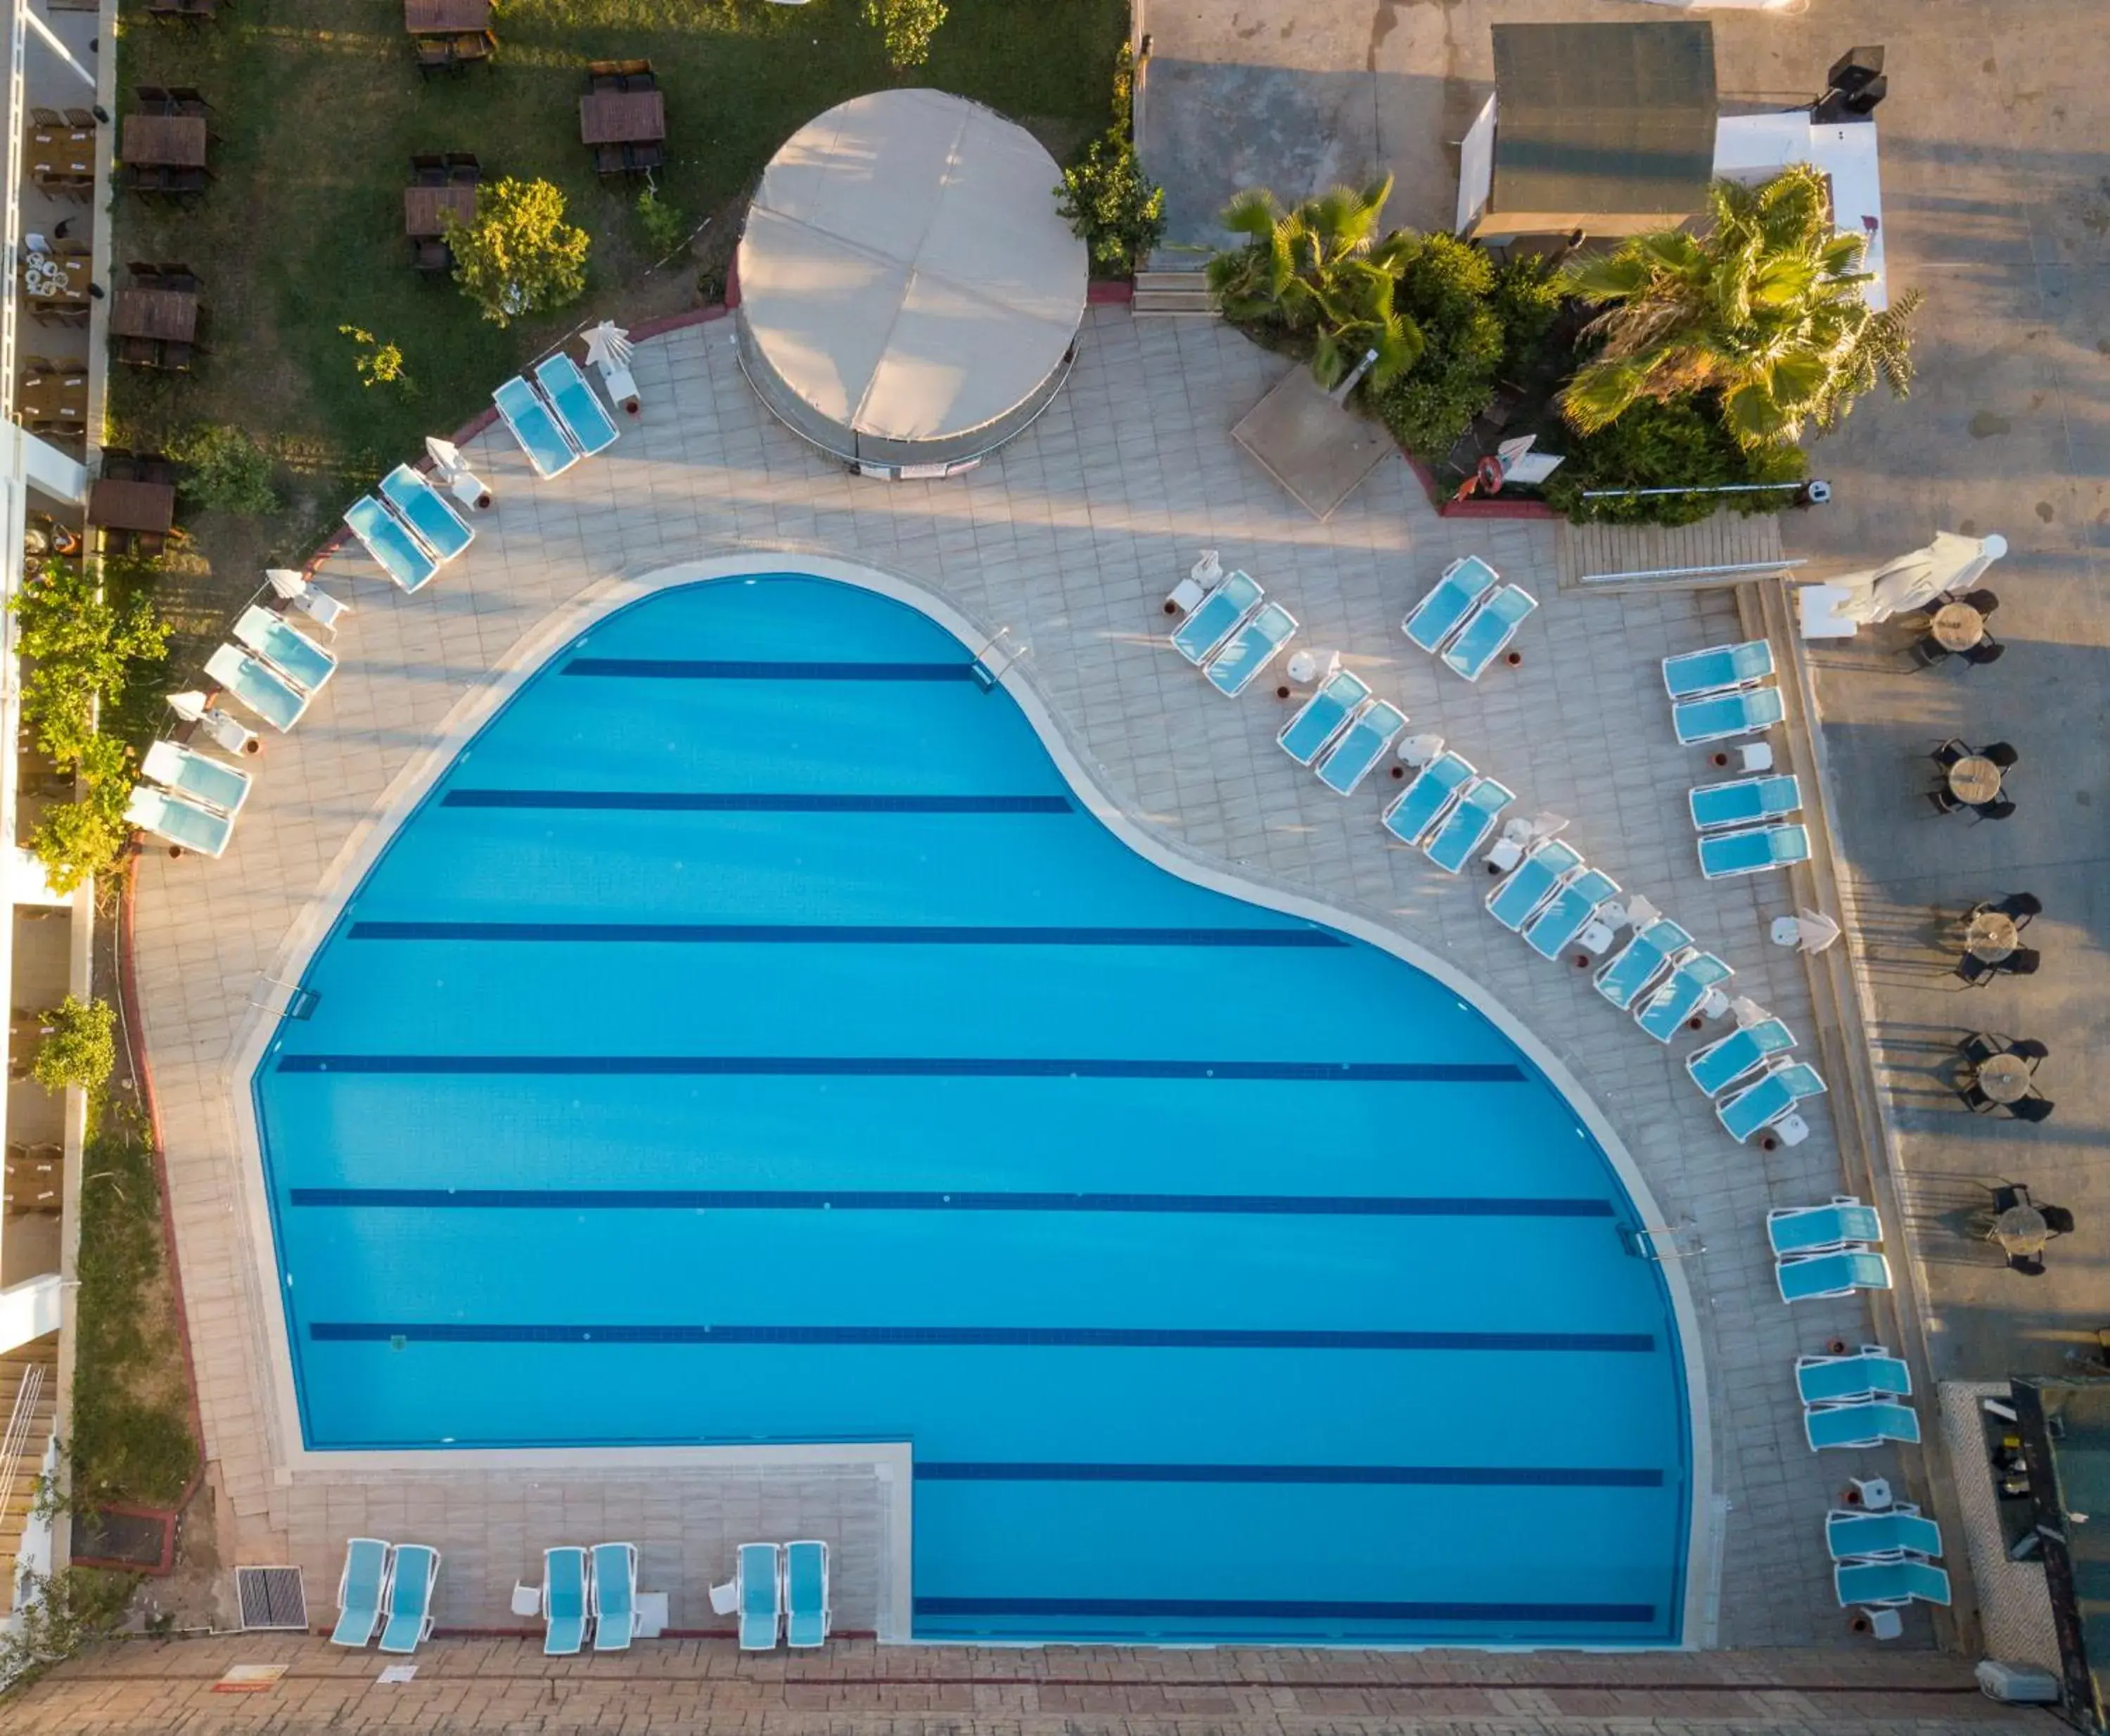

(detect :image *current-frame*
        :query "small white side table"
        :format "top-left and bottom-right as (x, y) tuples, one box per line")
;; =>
(449, 469), (494, 512)
(635, 1590), (669, 1639)
(510, 1582), (541, 1619)
(598, 362), (641, 416)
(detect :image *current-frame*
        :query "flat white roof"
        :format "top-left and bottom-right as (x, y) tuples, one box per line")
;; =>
(1714, 113), (1888, 310)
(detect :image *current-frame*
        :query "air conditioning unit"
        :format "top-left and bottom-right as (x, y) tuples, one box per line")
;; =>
(1975, 1660), (2060, 1704)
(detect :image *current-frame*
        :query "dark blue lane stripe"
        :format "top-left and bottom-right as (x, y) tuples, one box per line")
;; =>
(918, 1462), (1663, 1488)
(343, 921), (1347, 948)
(914, 1596), (1656, 1624)
(274, 1056), (1528, 1082)
(565, 658), (976, 681)
(440, 791), (1070, 814)
(286, 1187), (1612, 1218)
(309, 1323), (1654, 1352)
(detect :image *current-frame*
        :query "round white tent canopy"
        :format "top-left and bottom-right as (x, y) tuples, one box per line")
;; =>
(734, 89), (1088, 475)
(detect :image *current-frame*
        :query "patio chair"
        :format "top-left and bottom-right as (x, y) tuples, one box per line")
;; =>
(1827, 1506), (1942, 1562)
(1422, 777), (1514, 874)
(1717, 1059), (1827, 1144)
(1997, 947), (2040, 976)
(330, 1538), (392, 1648)
(1990, 891), (2042, 924)
(627, 141), (665, 173)
(1962, 637), (2004, 666)
(167, 85), (207, 113)
(415, 39), (452, 77)
(445, 151), (481, 182)
(1955, 952), (1997, 986)
(1203, 601), (1298, 696)
(234, 604), (337, 695)
(1400, 555), (1498, 653)
(1796, 1346), (1911, 1405)
(1662, 639), (1773, 700)
(2010, 1094), (2054, 1123)
(1515, 868), (1619, 962)
(1440, 585), (1537, 681)
(412, 237), (452, 274)
(1277, 670), (1372, 767)
(378, 464), (474, 562)
(493, 373), (584, 478)
(1593, 919), (1694, 1011)
(65, 108), (96, 129)
(134, 84), (173, 110)
(1633, 952), (1733, 1042)
(542, 1545), (588, 1656)
(1958, 587), (2000, 616)
(1777, 1249), (1893, 1305)
(534, 352), (621, 456)
(1983, 741), (2019, 769)
(593, 142), (627, 176)
(1688, 774), (1801, 832)
(736, 1542), (781, 1651)
(204, 642), (310, 732)
(590, 1543), (639, 1652)
(1485, 838), (1585, 932)
(1767, 1196), (1881, 1257)
(1313, 699), (1407, 796)
(1698, 822), (1811, 880)
(29, 105), (63, 127)
(1971, 798), (2016, 821)
(784, 1540), (829, 1649)
(1927, 786), (1967, 817)
(410, 151), (448, 184)
(1805, 1398), (1920, 1450)
(1685, 1018), (1795, 1099)
(1834, 1559), (1949, 1609)
(377, 1544), (440, 1654)
(141, 739), (251, 819)
(1671, 685), (1785, 746)
(1377, 751), (1473, 848)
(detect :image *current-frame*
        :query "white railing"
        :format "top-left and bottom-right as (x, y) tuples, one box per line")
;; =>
(0, 1358), (46, 1536)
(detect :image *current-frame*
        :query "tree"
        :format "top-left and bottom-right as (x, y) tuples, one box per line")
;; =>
(1559, 165), (1923, 448)
(1054, 132), (1166, 275)
(30, 995), (117, 1092)
(1206, 176), (1422, 390)
(445, 178), (589, 328)
(18, 565), (168, 765)
(862, 0), (946, 70)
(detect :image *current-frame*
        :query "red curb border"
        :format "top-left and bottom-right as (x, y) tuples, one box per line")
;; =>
(1086, 279), (1134, 305)
(1401, 449), (1559, 521)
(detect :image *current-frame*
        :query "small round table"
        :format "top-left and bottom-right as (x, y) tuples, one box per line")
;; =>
(1993, 1204), (2049, 1258)
(1965, 910), (2019, 962)
(1948, 755), (2003, 806)
(1931, 601), (1987, 653)
(1971, 1052), (2034, 1104)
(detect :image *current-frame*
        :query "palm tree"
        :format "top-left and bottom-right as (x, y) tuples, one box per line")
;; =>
(1206, 175), (1424, 390)
(1558, 165), (1923, 449)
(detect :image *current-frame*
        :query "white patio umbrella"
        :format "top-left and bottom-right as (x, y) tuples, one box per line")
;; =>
(424, 435), (467, 479)
(1827, 531), (2007, 624)
(167, 689), (257, 756)
(1794, 909), (1843, 954)
(582, 321), (633, 371)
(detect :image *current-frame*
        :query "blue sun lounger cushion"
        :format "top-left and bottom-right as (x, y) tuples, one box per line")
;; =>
(1441, 585), (1537, 681)
(1379, 751), (1473, 846)
(1663, 639), (1775, 700)
(590, 1542), (638, 1652)
(234, 605), (338, 696)
(343, 494), (440, 592)
(1315, 699), (1408, 795)
(127, 785), (236, 857)
(1485, 838), (1585, 931)
(1634, 952), (1732, 1042)
(377, 1543), (440, 1654)
(1686, 1018), (1796, 1098)
(737, 1542), (781, 1650)
(535, 352), (622, 457)
(205, 643), (311, 732)
(1594, 918), (1693, 1011)
(1777, 1249), (1891, 1305)
(1423, 777), (1514, 874)
(1521, 869), (1620, 962)
(379, 464), (474, 563)
(1689, 774), (1802, 832)
(1834, 1557), (1948, 1607)
(1279, 670), (1372, 766)
(494, 373), (584, 479)
(142, 739), (252, 819)
(1827, 1505), (1942, 1562)
(784, 1540), (830, 1649)
(1402, 555), (1499, 653)
(1673, 685), (1785, 746)
(1170, 570), (1261, 665)
(1808, 1400), (1920, 1453)
(1718, 1060), (1827, 1142)
(1797, 1348), (1912, 1405)
(331, 1537), (392, 1648)
(1768, 1196), (1881, 1256)
(1700, 822), (1812, 880)
(1204, 601), (1298, 696)
(543, 1545), (588, 1656)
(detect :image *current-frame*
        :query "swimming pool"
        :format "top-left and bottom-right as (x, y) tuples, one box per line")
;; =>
(252, 570), (1693, 1645)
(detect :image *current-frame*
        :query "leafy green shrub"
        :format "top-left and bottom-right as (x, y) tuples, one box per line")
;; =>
(1054, 132), (1166, 275)
(31, 995), (117, 1092)
(446, 177), (589, 328)
(1492, 255), (1563, 371)
(0, 1567), (136, 1685)
(170, 424), (279, 516)
(637, 187), (686, 257)
(1110, 39), (1135, 133)
(18, 564), (169, 765)
(1372, 233), (1502, 456)
(1542, 395), (1808, 526)
(338, 324), (409, 392)
(862, 0), (946, 68)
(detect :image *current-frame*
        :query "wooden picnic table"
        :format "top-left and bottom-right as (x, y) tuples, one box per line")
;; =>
(110, 288), (199, 343)
(403, 184), (476, 238)
(579, 89), (664, 146)
(88, 478), (175, 534)
(122, 113), (208, 168)
(17, 369), (87, 424)
(27, 128), (94, 179)
(404, 0), (490, 32)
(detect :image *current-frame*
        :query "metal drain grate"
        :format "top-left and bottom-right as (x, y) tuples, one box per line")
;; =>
(234, 1565), (308, 1630)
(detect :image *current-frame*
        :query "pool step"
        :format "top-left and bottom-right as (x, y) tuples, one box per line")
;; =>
(1132, 271), (1218, 317)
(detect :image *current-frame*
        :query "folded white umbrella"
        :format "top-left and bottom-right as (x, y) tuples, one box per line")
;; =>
(583, 321), (633, 370)
(1827, 531), (2007, 624)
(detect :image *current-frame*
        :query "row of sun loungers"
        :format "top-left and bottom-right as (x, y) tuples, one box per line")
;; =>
(728, 1539), (830, 1649)
(345, 464), (475, 593)
(494, 353), (621, 480)
(542, 1542), (639, 1654)
(1170, 569), (1301, 696)
(1401, 556), (1540, 682)
(332, 1538), (442, 1653)
(1665, 639), (1785, 746)
(1829, 1499), (1950, 1617)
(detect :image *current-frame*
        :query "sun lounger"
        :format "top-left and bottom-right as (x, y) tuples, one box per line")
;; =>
(1379, 751), (1474, 846)
(205, 643), (311, 732)
(379, 464), (475, 563)
(1423, 777), (1514, 873)
(1593, 919), (1694, 1011)
(1718, 1059), (1827, 1142)
(344, 494), (440, 592)
(1440, 585), (1537, 680)
(1769, 1196), (1882, 1256)
(1663, 639), (1775, 700)
(1204, 601), (1298, 696)
(1834, 1558), (1949, 1607)
(1797, 1347), (1912, 1405)
(590, 1542), (639, 1652)
(142, 739), (252, 818)
(535, 352), (621, 457)
(331, 1538), (392, 1648)
(126, 784), (236, 857)
(1807, 1400), (1920, 1451)
(234, 605), (337, 696)
(377, 1543), (440, 1654)
(1521, 868), (1620, 961)
(737, 1542), (781, 1650)
(543, 1545), (588, 1656)
(1402, 555), (1499, 653)
(1686, 1017), (1796, 1097)
(1279, 670), (1372, 766)
(1634, 951), (1732, 1042)
(1672, 685), (1785, 746)
(1689, 774), (1802, 832)
(1170, 570), (1262, 665)
(1777, 1249), (1892, 1304)
(494, 373), (584, 478)
(1485, 838), (1585, 931)
(1700, 822), (1812, 879)
(1827, 1505), (1941, 1561)
(1315, 699), (1408, 795)
(784, 1540), (829, 1649)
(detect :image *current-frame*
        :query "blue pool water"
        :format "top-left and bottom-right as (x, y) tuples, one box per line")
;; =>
(253, 573), (1691, 1646)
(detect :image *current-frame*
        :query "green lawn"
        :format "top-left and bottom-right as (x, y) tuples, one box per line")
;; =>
(110, 0), (1127, 632)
